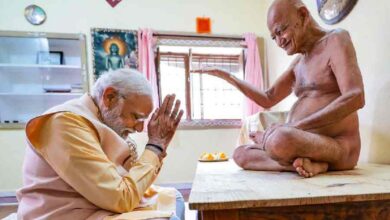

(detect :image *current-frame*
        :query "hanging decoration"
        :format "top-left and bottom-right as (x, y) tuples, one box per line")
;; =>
(196, 17), (211, 34)
(317, 0), (358, 25)
(106, 0), (123, 8)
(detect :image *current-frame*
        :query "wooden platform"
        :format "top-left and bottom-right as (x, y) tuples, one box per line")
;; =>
(189, 160), (390, 220)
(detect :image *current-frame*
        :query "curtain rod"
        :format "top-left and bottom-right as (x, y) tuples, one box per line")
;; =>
(153, 31), (244, 41)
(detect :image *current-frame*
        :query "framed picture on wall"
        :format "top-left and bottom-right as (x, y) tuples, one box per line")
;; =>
(91, 28), (138, 80)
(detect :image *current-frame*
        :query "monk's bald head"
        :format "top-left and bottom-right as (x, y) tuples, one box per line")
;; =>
(269, 0), (305, 12)
(267, 0), (306, 28)
(270, 0), (304, 10)
(267, 0), (314, 55)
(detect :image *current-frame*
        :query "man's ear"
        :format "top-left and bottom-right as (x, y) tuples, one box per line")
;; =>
(102, 87), (119, 109)
(297, 6), (310, 26)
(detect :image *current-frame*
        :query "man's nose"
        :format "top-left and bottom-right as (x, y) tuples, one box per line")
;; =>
(277, 37), (286, 47)
(134, 121), (144, 132)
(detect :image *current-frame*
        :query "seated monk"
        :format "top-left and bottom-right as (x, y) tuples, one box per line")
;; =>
(17, 69), (184, 219)
(194, 0), (365, 178)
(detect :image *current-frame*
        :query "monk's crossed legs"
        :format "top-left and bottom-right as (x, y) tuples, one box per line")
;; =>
(233, 126), (358, 177)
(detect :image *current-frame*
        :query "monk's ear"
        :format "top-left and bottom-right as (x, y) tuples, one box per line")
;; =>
(297, 6), (310, 26)
(102, 87), (119, 109)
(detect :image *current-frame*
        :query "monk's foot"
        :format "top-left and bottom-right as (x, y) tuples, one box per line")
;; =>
(293, 158), (328, 178)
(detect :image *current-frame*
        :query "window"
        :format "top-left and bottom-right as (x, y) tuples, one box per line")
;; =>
(156, 39), (245, 128)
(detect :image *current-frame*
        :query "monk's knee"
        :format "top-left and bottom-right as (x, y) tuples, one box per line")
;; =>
(330, 146), (360, 171)
(265, 127), (295, 161)
(233, 146), (249, 168)
(331, 159), (357, 171)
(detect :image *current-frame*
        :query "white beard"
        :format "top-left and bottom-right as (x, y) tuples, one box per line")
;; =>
(99, 100), (134, 139)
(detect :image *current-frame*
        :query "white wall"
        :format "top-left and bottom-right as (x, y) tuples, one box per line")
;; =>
(3, 0), (388, 192)
(263, 0), (390, 164)
(0, 0), (269, 190)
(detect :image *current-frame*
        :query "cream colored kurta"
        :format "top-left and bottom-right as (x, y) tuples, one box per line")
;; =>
(17, 94), (176, 220)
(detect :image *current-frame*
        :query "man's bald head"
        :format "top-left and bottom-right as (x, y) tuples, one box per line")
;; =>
(269, 0), (305, 14)
(268, 0), (306, 27)
(267, 0), (314, 55)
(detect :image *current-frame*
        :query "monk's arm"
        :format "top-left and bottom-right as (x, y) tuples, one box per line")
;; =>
(196, 57), (299, 109)
(291, 31), (365, 131)
(229, 66), (295, 108)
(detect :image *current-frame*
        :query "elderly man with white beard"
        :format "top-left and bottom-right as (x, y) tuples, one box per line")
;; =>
(17, 69), (185, 220)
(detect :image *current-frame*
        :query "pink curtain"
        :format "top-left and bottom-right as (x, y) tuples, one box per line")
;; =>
(243, 33), (264, 116)
(138, 29), (159, 108)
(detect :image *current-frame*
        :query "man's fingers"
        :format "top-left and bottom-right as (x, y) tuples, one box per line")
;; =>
(159, 94), (171, 116)
(164, 94), (176, 115)
(174, 110), (184, 126)
(170, 100), (181, 119)
(150, 108), (159, 121)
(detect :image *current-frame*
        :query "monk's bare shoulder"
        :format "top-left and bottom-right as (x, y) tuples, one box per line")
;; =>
(327, 29), (354, 52)
(326, 28), (359, 71)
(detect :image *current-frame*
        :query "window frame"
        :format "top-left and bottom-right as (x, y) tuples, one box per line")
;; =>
(156, 46), (246, 129)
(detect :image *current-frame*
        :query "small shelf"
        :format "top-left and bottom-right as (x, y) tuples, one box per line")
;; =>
(0, 63), (82, 70)
(0, 31), (88, 129)
(0, 123), (26, 129)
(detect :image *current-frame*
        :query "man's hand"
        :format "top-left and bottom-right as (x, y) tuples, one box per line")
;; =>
(261, 123), (296, 151)
(249, 131), (264, 144)
(191, 66), (232, 80)
(147, 94), (184, 151)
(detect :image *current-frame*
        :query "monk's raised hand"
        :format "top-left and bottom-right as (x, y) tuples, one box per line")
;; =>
(191, 66), (232, 80)
(147, 94), (183, 151)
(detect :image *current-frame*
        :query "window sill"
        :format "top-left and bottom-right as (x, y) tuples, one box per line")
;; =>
(178, 119), (242, 130)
